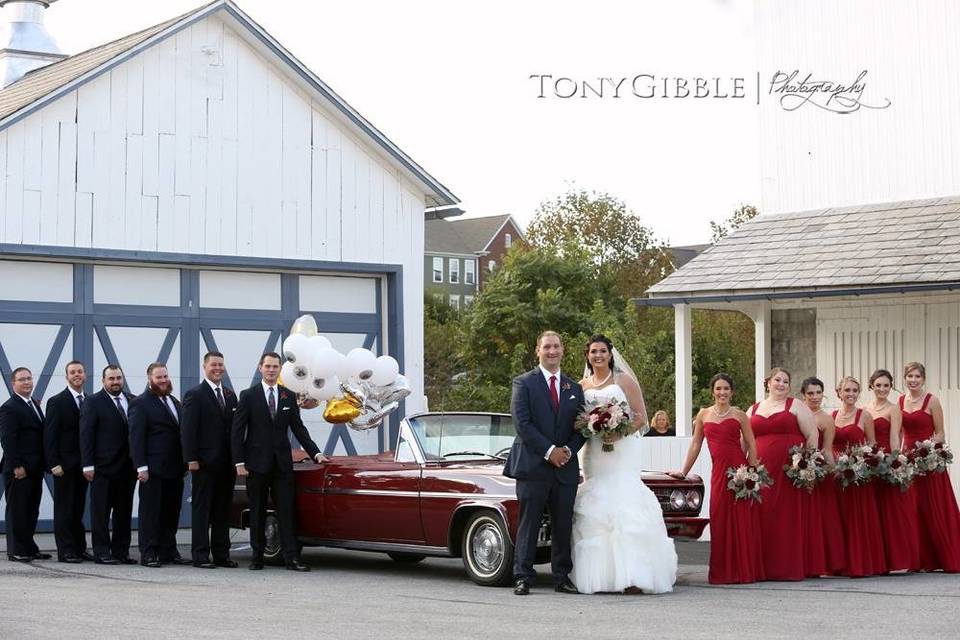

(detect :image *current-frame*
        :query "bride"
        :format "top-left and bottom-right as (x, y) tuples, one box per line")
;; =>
(570, 334), (678, 594)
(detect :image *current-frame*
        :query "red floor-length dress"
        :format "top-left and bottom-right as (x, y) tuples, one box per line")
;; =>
(750, 398), (805, 581)
(817, 428), (846, 575)
(832, 409), (887, 577)
(703, 417), (765, 584)
(900, 394), (960, 572)
(873, 415), (920, 571)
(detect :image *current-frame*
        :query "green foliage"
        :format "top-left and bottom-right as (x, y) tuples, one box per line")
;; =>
(710, 204), (759, 243)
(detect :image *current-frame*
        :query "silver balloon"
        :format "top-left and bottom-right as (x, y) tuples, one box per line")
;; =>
(370, 374), (411, 406)
(348, 401), (399, 431)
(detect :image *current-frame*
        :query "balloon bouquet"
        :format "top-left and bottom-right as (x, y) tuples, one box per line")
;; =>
(279, 315), (410, 430)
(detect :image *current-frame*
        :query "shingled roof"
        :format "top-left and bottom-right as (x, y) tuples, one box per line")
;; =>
(645, 195), (960, 300)
(425, 214), (521, 254)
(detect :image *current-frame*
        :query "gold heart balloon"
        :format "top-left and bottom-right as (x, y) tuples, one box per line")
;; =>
(323, 392), (362, 423)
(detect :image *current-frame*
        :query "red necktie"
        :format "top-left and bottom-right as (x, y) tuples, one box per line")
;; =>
(549, 375), (559, 412)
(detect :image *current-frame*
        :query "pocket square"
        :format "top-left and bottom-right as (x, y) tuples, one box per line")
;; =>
(282, 406), (291, 411)
(568, 395), (576, 400)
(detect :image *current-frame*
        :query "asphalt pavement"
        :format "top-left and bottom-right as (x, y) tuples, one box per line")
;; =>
(1, 535), (958, 639)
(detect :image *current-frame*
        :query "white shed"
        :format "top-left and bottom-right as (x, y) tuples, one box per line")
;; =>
(0, 0), (458, 530)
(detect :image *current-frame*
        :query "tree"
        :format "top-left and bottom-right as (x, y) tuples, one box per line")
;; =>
(710, 204), (759, 243)
(527, 189), (674, 298)
(423, 295), (464, 411)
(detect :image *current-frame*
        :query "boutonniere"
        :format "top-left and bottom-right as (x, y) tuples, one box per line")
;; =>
(562, 382), (572, 391)
(280, 391), (289, 401)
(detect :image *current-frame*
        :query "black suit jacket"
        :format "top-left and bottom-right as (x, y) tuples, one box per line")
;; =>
(503, 368), (585, 485)
(129, 392), (185, 479)
(181, 381), (237, 470)
(80, 389), (135, 476)
(0, 395), (46, 475)
(44, 388), (83, 472)
(231, 383), (320, 475)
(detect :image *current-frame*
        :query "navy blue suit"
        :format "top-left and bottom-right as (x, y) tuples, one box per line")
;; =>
(129, 392), (185, 562)
(504, 368), (585, 583)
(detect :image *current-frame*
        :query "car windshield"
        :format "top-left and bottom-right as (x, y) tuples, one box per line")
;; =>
(407, 414), (516, 460)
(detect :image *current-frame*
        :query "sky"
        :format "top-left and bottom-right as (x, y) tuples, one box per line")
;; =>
(41, 0), (762, 246)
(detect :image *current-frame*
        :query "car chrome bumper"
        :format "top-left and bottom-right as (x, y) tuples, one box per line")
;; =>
(664, 517), (709, 539)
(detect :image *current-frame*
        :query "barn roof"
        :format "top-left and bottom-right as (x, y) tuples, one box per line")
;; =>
(644, 195), (960, 303)
(0, 0), (458, 207)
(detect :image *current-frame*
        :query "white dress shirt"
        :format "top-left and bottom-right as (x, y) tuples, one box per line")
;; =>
(539, 366), (562, 461)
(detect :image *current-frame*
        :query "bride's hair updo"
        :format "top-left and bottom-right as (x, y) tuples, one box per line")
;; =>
(584, 334), (616, 374)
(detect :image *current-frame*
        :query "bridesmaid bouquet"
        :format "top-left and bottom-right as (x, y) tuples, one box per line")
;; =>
(783, 445), (828, 491)
(833, 444), (879, 489)
(877, 450), (917, 492)
(912, 439), (954, 474)
(725, 464), (774, 502)
(575, 399), (631, 452)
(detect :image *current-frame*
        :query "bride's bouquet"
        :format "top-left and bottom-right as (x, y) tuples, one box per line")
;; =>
(783, 445), (828, 492)
(575, 399), (632, 452)
(912, 439), (953, 474)
(725, 464), (774, 502)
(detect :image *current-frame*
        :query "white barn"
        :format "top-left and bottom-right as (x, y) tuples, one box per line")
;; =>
(0, 0), (458, 531)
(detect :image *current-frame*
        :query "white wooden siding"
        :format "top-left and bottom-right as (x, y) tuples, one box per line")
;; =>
(756, 0), (960, 214)
(0, 13), (428, 412)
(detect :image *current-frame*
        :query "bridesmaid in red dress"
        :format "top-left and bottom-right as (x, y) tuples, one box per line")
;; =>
(671, 373), (764, 584)
(865, 369), (920, 572)
(800, 377), (845, 576)
(832, 376), (886, 577)
(899, 362), (960, 572)
(747, 368), (819, 581)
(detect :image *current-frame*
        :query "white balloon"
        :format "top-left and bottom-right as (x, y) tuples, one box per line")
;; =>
(308, 335), (332, 353)
(306, 374), (340, 401)
(344, 348), (377, 381)
(370, 355), (400, 386)
(311, 347), (345, 378)
(280, 361), (310, 394)
(290, 314), (318, 337)
(282, 333), (310, 363)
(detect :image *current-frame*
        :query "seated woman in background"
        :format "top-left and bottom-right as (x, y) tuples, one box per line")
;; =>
(645, 410), (675, 437)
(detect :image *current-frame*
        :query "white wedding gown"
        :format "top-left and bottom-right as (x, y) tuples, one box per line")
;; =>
(571, 384), (678, 594)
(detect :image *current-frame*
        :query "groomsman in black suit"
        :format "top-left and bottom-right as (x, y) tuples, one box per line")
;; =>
(181, 351), (239, 568)
(129, 363), (188, 567)
(80, 364), (137, 564)
(0, 367), (50, 562)
(232, 352), (327, 571)
(44, 360), (92, 563)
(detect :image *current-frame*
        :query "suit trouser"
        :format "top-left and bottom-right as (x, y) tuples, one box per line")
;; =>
(3, 472), (42, 557)
(138, 475), (184, 561)
(53, 469), (88, 558)
(514, 479), (577, 583)
(89, 465), (136, 559)
(246, 467), (298, 562)
(190, 466), (235, 562)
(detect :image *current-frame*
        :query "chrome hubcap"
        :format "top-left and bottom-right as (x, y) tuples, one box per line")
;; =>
(470, 522), (503, 576)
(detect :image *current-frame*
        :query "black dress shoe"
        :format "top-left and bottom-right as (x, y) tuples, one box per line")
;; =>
(141, 558), (162, 568)
(8, 554), (34, 562)
(95, 556), (119, 565)
(513, 579), (530, 596)
(59, 555), (84, 564)
(555, 577), (579, 594)
(192, 560), (217, 569)
(214, 559), (239, 568)
(286, 559), (310, 572)
(81, 551), (96, 562)
(167, 556), (192, 566)
(114, 556), (138, 565)
(32, 552), (52, 560)
(248, 560), (264, 571)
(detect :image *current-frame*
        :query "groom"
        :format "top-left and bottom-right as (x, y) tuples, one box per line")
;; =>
(504, 331), (585, 595)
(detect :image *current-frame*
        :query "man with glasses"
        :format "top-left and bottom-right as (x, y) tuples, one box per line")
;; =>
(0, 367), (50, 562)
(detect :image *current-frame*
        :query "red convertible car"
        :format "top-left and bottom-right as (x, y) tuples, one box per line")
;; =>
(232, 412), (707, 586)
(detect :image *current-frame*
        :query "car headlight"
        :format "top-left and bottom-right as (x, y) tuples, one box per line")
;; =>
(685, 490), (702, 510)
(669, 489), (686, 510)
